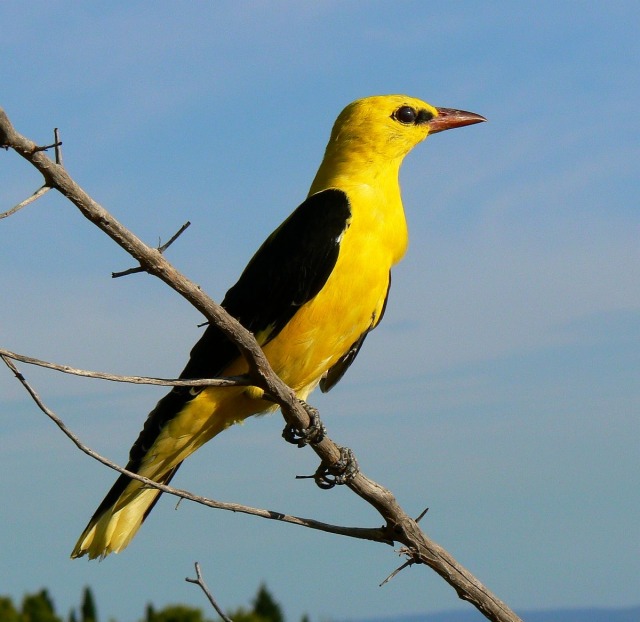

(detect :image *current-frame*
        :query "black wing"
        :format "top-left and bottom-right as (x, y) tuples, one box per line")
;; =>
(182, 188), (352, 377)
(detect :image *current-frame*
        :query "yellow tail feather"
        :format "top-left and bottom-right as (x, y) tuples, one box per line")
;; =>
(71, 485), (162, 559)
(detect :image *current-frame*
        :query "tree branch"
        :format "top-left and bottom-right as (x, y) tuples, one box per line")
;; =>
(0, 107), (522, 622)
(112, 220), (191, 278)
(0, 183), (51, 219)
(186, 563), (234, 622)
(0, 125), (61, 219)
(0, 347), (249, 389)
(0, 353), (387, 545)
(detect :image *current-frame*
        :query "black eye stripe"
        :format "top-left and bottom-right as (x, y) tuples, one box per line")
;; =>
(416, 109), (434, 124)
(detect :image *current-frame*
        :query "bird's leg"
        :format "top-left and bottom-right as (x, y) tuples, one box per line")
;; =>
(282, 399), (326, 447)
(313, 446), (359, 489)
(284, 401), (359, 489)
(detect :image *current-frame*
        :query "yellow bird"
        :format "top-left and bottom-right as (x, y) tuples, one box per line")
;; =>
(71, 95), (485, 559)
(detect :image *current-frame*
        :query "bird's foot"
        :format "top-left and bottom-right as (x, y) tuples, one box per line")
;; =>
(313, 446), (359, 490)
(282, 400), (327, 447)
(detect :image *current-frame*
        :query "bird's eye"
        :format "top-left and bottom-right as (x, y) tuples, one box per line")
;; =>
(392, 106), (417, 125)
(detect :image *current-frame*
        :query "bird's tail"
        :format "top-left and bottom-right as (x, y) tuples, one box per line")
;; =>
(70, 463), (180, 560)
(70, 386), (195, 560)
(71, 383), (267, 560)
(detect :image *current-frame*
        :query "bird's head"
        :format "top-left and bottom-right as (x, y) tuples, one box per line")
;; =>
(326, 94), (486, 161)
(309, 95), (486, 196)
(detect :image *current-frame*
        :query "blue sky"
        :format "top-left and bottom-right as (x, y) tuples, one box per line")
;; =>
(1, 1), (638, 620)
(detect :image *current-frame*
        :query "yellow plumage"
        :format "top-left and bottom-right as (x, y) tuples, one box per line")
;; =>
(71, 95), (485, 559)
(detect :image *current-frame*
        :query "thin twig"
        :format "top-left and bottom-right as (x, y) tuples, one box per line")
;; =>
(0, 184), (51, 219)
(53, 128), (63, 165)
(159, 220), (191, 252)
(0, 127), (61, 219)
(32, 140), (62, 153)
(112, 221), (191, 278)
(186, 562), (234, 622)
(0, 347), (249, 389)
(380, 557), (415, 587)
(110, 265), (146, 278)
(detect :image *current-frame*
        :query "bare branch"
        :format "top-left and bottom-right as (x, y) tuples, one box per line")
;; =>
(0, 123), (62, 219)
(380, 554), (416, 587)
(159, 220), (191, 253)
(53, 128), (63, 165)
(186, 562), (234, 622)
(0, 353), (387, 544)
(32, 140), (62, 153)
(0, 347), (249, 388)
(0, 184), (51, 219)
(112, 221), (191, 278)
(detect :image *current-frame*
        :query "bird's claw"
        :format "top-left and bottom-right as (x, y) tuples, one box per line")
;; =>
(313, 446), (359, 490)
(282, 400), (326, 447)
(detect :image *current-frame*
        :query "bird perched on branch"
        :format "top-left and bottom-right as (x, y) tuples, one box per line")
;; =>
(71, 95), (485, 559)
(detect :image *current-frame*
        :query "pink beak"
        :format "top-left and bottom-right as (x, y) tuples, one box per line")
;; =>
(429, 107), (487, 134)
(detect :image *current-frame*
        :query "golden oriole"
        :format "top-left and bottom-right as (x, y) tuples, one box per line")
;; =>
(71, 95), (485, 559)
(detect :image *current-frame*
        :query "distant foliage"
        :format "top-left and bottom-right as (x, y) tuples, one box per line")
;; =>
(0, 597), (21, 622)
(80, 588), (97, 622)
(0, 584), (299, 622)
(144, 605), (210, 622)
(21, 590), (62, 622)
(252, 584), (285, 622)
(225, 582), (286, 622)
